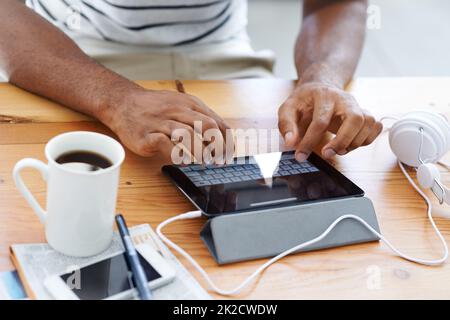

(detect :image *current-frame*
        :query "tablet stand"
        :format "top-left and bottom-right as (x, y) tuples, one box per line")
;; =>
(200, 197), (380, 265)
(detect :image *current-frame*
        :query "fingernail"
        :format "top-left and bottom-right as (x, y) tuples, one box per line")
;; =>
(284, 132), (294, 145)
(295, 152), (308, 162)
(323, 148), (336, 159)
(337, 149), (348, 155)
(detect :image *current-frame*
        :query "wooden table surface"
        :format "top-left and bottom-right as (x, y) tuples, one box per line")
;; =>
(1, 77), (450, 299)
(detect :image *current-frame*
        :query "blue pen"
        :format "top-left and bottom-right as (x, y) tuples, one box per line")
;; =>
(115, 213), (152, 300)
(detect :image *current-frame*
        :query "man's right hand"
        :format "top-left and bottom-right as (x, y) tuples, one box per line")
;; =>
(0, 1), (229, 163)
(98, 88), (229, 159)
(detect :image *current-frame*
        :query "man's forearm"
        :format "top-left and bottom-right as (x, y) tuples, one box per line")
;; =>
(295, 0), (368, 88)
(280, 0), (381, 161)
(0, 0), (140, 120)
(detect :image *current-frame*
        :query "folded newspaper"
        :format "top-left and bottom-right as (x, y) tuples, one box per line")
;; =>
(10, 224), (210, 300)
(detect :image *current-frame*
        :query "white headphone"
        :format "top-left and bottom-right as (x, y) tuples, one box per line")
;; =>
(389, 110), (450, 204)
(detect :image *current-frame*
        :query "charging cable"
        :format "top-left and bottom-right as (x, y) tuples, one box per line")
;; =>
(156, 161), (448, 296)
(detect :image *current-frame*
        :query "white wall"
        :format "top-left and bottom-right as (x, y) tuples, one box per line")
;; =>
(247, 0), (301, 79)
(247, 0), (450, 78)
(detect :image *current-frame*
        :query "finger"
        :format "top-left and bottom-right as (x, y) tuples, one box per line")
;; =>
(323, 109), (365, 156)
(170, 109), (227, 163)
(298, 112), (312, 142)
(346, 111), (376, 152)
(189, 95), (229, 136)
(163, 120), (204, 163)
(171, 109), (222, 136)
(137, 132), (174, 159)
(363, 120), (383, 146)
(278, 99), (301, 147)
(295, 98), (334, 161)
(188, 111), (227, 162)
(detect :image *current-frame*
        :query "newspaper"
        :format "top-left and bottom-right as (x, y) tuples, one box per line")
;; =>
(11, 224), (210, 300)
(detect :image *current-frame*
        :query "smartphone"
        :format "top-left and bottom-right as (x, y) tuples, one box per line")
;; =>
(44, 244), (176, 300)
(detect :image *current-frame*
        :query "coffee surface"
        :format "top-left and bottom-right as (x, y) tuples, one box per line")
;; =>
(56, 151), (113, 172)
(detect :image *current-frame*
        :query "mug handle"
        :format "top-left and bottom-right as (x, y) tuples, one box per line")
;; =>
(13, 158), (48, 224)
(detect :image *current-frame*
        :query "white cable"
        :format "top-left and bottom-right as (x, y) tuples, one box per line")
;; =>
(438, 160), (450, 170)
(157, 162), (448, 296)
(379, 115), (399, 122)
(379, 115), (400, 132)
(396, 161), (448, 264)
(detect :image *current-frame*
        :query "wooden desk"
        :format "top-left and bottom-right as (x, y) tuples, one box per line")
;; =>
(1, 78), (450, 299)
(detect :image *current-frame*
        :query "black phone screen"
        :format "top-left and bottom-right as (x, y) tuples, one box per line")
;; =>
(60, 252), (161, 300)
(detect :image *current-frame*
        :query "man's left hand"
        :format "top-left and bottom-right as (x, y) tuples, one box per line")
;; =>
(278, 82), (383, 162)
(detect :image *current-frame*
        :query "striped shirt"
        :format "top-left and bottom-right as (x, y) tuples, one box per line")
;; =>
(26, 0), (248, 46)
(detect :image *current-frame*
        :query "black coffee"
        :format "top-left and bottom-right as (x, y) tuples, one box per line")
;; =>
(56, 151), (113, 172)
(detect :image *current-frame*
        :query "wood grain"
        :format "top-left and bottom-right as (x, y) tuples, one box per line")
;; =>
(1, 78), (450, 299)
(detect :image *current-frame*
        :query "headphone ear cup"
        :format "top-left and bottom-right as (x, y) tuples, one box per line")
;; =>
(417, 163), (441, 189)
(389, 111), (450, 167)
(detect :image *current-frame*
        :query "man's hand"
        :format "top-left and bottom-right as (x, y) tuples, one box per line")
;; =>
(285, 0), (374, 161)
(0, 1), (229, 162)
(99, 88), (229, 159)
(278, 82), (382, 162)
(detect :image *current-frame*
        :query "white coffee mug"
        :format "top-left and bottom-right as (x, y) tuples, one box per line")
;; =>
(13, 131), (125, 257)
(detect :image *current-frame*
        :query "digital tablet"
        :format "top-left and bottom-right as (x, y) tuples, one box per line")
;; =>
(162, 151), (364, 217)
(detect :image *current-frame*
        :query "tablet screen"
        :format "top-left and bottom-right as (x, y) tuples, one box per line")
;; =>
(162, 151), (364, 216)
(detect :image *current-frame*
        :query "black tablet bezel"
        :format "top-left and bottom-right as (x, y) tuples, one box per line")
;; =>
(162, 151), (364, 217)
